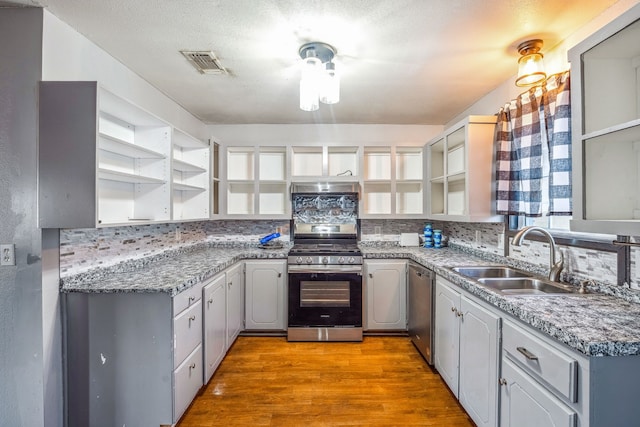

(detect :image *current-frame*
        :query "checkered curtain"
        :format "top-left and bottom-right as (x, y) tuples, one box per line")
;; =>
(495, 71), (572, 217)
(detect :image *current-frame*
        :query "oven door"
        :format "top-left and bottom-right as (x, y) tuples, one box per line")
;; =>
(288, 268), (362, 327)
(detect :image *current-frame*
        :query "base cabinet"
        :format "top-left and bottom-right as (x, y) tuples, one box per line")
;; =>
(245, 260), (287, 330)
(434, 276), (499, 427)
(500, 357), (577, 427)
(65, 285), (204, 427)
(364, 260), (407, 330)
(203, 273), (227, 383)
(226, 263), (244, 346)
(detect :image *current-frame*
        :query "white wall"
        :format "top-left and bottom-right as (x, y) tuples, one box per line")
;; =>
(42, 11), (208, 141)
(446, 0), (640, 128)
(208, 124), (442, 146)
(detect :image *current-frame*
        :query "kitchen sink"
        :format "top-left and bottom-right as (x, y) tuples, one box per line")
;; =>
(451, 266), (532, 279)
(449, 265), (578, 296)
(477, 277), (575, 295)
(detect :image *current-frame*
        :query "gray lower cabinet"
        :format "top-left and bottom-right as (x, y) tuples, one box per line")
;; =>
(203, 272), (227, 383)
(244, 260), (287, 330)
(226, 263), (244, 345)
(500, 357), (576, 427)
(65, 283), (204, 427)
(364, 260), (407, 330)
(434, 276), (500, 427)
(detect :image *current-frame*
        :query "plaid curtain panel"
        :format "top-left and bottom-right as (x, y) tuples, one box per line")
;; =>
(495, 71), (572, 217)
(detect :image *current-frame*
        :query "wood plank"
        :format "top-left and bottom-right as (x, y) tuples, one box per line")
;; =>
(178, 336), (474, 427)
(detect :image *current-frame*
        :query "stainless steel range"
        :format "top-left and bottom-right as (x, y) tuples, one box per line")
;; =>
(287, 183), (363, 342)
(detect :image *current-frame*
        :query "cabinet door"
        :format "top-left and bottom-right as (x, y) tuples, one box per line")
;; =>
(501, 357), (577, 427)
(434, 278), (461, 396)
(459, 297), (500, 427)
(365, 260), (407, 330)
(226, 263), (244, 347)
(203, 273), (227, 383)
(245, 260), (286, 330)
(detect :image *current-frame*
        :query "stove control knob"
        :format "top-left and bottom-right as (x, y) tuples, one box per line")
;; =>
(296, 257), (303, 264)
(305, 257), (313, 264)
(338, 257), (345, 264)
(322, 257), (329, 265)
(348, 257), (356, 264)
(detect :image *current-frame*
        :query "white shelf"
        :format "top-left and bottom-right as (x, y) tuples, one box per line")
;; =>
(98, 168), (166, 184)
(173, 158), (206, 173)
(173, 182), (206, 192)
(99, 133), (166, 159)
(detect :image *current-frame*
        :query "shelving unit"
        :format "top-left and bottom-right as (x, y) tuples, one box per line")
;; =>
(361, 146), (424, 217)
(290, 146), (359, 181)
(569, 4), (640, 235)
(225, 146), (289, 217)
(211, 142), (220, 216)
(426, 115), (501, 222)
(172, 129), (210, 221)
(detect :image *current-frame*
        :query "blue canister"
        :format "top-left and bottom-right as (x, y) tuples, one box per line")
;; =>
(423, 223), (433, 248)
(433, 230), (442, 248)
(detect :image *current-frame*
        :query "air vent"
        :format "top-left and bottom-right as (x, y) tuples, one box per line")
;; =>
(181, 50), (228, 75)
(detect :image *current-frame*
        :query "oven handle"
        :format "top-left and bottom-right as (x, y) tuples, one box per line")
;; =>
(288, 265), (363, 274)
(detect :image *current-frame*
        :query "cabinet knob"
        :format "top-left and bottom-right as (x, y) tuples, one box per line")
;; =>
(278, 272), (282, 278)
(457, 311), (463, 319)
(189, 315), (196, 325)
(369, 273), (373, 279)
(188, 296), (196, 302)
(189, 363), (196, 371)
(208, 298), (214, 305)
(228, 282), (232, 287)
(451, 306), (456, 313)
(516, 346), (538, 361)
(499, 378), (507, 386)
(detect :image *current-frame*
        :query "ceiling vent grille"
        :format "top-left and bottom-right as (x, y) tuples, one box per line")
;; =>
(181, 50), (228, 75)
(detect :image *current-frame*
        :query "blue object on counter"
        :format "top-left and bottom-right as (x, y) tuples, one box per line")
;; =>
(433, 230), (442, 248)
(259, 232), (281, 245)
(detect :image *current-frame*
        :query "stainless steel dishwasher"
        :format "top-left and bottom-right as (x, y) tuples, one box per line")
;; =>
(408, 262), (434, 365)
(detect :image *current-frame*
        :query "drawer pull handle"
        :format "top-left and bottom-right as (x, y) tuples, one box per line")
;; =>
(189, 315), (196, 325)
(517, 347), (538, 361)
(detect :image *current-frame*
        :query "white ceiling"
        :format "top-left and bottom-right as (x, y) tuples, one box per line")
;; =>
(3, 0), (620, 124)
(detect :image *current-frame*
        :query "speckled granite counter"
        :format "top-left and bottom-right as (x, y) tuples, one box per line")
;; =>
(61, 243), (640, 357)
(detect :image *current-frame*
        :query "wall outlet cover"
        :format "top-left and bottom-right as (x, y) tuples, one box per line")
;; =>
(1, 244), (16, 266)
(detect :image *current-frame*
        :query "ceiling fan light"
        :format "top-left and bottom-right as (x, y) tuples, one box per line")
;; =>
(515, 39), (547, 87)
(320, 62), (340, 104)
(300, 76), (320, 111)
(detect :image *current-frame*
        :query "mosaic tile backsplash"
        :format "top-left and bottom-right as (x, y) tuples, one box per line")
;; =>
(292, 194), (358, 224)
(61, 217), (629, 292)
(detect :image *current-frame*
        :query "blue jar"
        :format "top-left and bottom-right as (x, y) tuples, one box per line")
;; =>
(423, 236), (433, 248)
(433, 230), (442, 248)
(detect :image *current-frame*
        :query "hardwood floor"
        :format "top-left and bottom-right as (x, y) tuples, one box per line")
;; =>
(178, 336), (474, 426)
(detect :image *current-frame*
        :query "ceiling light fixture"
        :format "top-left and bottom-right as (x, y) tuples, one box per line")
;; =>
(515, 39), (546, 87)
(298, 42), (339, 111)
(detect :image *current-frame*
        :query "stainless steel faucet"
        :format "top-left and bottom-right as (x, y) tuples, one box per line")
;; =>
(511, 226), (564, 282)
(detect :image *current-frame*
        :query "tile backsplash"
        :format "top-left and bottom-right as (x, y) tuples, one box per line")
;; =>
(61, 218), (623, 289)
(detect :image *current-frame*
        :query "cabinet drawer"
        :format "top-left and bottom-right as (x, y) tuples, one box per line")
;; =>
(174, 344), (203, 422)
(173, 283), (203, 316)
(174, 300), (203, 369)
(503, 320), (578, 402)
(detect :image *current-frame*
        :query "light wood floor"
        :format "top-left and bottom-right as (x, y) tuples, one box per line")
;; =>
(178, 336), (475, 426)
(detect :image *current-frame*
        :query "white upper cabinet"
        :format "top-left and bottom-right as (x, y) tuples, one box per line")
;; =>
(569, 3), (640, 235)
(362, 146), (425, 217)
(426, 115), (501, 222)
(224, 146), (289, 218)
(291, 146), (359, 181)
(172, 129), (210, 221)
(38, 81), (212, 228)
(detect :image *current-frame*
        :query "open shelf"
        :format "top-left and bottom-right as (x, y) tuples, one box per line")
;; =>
(172, 182), (206, 192)
(99, 133), (166, 159)
(99, 168), (166, 184)
(173, 158), (207, 173)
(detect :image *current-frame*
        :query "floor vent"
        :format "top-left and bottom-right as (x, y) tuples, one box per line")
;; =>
(181, 51), (228, 75)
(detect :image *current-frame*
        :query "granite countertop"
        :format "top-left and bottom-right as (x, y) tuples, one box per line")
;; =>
(61, 243), (640, 357)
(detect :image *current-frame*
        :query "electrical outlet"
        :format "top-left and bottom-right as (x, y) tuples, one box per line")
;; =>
(498, 233), (505, 250)
(475, 230), (482, 245)
(175, 228), (181, 242)
(1, 244), (15, 266)
(374, 226), (382, 235)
